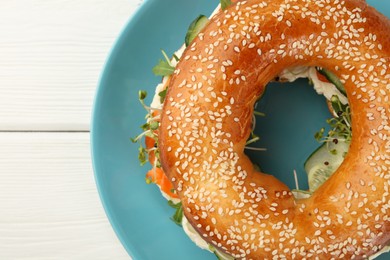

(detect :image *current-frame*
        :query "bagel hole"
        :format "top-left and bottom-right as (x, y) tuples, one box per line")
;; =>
(245, 78), (333, 191)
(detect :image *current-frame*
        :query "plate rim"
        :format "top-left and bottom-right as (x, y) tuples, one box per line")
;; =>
(90, 1), (390, 259)
(90, 0), (153, 259)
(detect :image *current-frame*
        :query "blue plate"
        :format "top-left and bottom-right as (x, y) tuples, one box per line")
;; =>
(91, 1), (390, 259)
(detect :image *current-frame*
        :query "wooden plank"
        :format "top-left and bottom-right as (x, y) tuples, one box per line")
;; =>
(0, 0), (141, 131)
(0, 132), (129, 259)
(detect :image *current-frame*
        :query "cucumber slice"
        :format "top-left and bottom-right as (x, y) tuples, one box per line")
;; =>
(304, 140), (350, 192)
(317, 68), (346, 96)
(220, 0), (233, 10)
(308, 166), (333, 192)
(209, 245), (235, 260)
(185, 15), (209, 46)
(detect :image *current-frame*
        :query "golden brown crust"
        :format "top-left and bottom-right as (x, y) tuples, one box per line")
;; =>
(159, 0), (390, 259)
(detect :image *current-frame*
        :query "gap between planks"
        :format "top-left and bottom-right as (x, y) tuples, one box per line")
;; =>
(0, 131), (130, 259)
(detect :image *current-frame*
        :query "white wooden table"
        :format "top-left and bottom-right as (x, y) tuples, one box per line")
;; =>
(0, 1), (142, 259)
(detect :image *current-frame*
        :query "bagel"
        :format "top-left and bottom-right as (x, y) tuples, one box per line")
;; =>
(158, 0), (390, 259)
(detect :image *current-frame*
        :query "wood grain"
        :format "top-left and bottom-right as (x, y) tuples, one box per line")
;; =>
(0, 0), (141, 131)
(0, 132), (129, 259)
(0, 1), (145, 258)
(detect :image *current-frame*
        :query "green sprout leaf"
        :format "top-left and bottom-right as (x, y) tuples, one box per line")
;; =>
(154, 150), (161, 168)
(152, 50), (175, 76)
(145, 176), (152, 184)
(149, 121), (159, 131)
(158, 88), (167, 104)
(152, 59), (175, 76)
(140, 122), (150, 131)
(160, 50), (171, 64)
(168, 201), (183, 226)
(138, 144), (148, 166)
(314, 91), (352, 158)
(139, 90), (147, 101)
(314, 127), (325, 142)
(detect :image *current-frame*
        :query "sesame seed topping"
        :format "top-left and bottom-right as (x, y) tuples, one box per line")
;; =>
(158, 0), (390, 258)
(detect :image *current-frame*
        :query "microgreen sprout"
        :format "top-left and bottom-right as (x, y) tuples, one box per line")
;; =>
(134, 48), (181, 169)
(161, 50), (172, 65)
(131, 132), (146, 144)
(149, 121), (159, 131)
(145, 175), (152, 184)
(326, 95), (352, 142)
(314, 95), (352, 156)
(313, 67), (350, 153)
(154, 150), (161, 168)
(168, 201), (183, 226)
(131, 129), (157, 166)
(138, 144), (148, 166)
(131, 89), (163, 166)
(152, 50), (175, 76)
(139, 90), (147, 100)
(253, 111), (266, 117)
(158, 88), (167, 104)
(246, 132), (260, 146)
(137, 90), (162, 114)
(314, 127), (325, 142)
(294, 169), (300, 191)
(245, 132), (266, 151)
(245, 110), (266, 151)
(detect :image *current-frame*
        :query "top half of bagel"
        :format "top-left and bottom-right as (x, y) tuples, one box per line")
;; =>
(158, 0), (390, 259)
